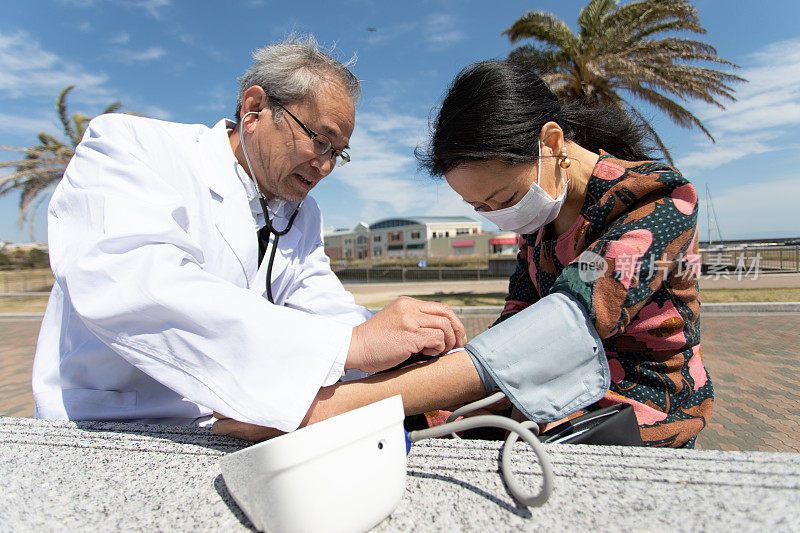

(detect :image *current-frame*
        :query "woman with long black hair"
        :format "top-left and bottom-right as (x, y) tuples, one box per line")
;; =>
(414, 59), (713, 448)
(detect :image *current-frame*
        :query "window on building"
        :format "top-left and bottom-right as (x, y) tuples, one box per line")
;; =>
(389, 232), (402, 242)
(456, 228), (469, 235)
(410, 231), (421, 239)
(373, 235), (381, 242)
(373, 248), (382, 257)
(344, 238), (351, 245)
(445, 231), (450, 237)
(356, 236), (367, 245)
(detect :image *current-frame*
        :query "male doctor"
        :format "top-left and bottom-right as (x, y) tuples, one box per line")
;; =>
(32, 37), (466, 432)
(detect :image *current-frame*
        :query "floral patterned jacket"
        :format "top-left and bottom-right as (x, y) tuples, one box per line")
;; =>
(497, 153), (713, 448)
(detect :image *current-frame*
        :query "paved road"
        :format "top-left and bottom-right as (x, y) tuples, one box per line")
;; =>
(3, 313), (799, 453)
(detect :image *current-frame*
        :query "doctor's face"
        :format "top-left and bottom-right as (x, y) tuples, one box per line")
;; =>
(245, 82), (354, 203)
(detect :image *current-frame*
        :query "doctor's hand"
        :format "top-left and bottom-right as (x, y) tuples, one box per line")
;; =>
(346, 296), (467, 374)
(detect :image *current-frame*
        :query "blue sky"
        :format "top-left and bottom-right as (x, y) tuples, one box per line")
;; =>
(1, 0), (799, 243)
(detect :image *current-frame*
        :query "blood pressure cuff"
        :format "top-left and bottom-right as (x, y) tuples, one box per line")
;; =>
(465, 292), (610, 423)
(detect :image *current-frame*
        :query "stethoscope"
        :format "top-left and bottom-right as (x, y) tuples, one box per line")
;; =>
(240, 110), (302, 304)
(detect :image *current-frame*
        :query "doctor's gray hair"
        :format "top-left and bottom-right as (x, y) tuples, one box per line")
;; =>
(235, 34), (360, 122)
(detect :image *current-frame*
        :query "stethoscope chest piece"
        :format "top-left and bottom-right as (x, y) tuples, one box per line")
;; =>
(256, 195), (302, 304)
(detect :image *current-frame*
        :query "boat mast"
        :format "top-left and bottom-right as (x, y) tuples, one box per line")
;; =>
(705, 184), (724, 245)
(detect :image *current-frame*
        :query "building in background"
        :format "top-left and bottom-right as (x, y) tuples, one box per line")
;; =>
(323, 216), (517, 260)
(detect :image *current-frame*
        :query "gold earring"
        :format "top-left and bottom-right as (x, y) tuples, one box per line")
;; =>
(559, 147), (571, 169)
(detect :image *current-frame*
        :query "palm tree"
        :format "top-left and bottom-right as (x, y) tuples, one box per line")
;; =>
(504, 0), (745, 163)
(0, 86), (124, 238)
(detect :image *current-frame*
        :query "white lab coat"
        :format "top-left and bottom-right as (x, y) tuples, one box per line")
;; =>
(32, 115), (372, 431)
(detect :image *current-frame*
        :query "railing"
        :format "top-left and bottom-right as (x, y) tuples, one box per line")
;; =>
(334, 267), (508, 284)
(700, 245), (800, 274)
(2, 247), (795, 293)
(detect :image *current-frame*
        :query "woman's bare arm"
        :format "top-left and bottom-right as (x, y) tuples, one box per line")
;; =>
(212, 349), (486, 441)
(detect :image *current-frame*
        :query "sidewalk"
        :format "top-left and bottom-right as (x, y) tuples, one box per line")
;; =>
(3, 312), (799, 453)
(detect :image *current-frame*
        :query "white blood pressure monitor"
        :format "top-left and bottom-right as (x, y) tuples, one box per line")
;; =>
(219, 395), (408, 533)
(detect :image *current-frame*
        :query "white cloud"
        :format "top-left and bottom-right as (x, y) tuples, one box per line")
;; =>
(58, 0), (171, 19)
(676, 135), (776, 170)
(0, 30), (111, 101)
(323, 108), (488, 230)
(0, 31), (171, 137)
(124, 0), (171, 19)
(424, 14), (465, 47)
(699, 176), (800, 239)
(707, 101), (800, 134)
(168, 25), (226, 62)
(194, 85), (232, 113)
(110, 32), (131, 44)
(678, 38), (800, 171)
(0, 113), (61, 139)
(354, 112), (427, 147)
(56, 0), (98, 6)
(140, 105), (172, 120)
(120, 46), (166, 62)
(331, 110), (429, 214)
(77, 21), (91, 32)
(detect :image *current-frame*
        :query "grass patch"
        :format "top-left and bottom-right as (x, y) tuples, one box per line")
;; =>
(701, 288), (800, 303)
(365, 292), (508, 308)
(0, 268), (54, 292)
(0, 296), (49, 313)
(3, 288), (797, 314)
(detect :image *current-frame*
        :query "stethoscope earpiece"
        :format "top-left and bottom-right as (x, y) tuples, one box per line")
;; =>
(239, 109), (303, 305)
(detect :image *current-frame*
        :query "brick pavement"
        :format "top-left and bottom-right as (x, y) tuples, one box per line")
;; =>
(0, 318), (40, 418)
(2, 314), (799, 453)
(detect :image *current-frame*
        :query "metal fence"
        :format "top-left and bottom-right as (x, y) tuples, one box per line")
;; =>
(334, 267), (509, 284)
(700, 245), (800, 274)
(1, 246), (796, 293)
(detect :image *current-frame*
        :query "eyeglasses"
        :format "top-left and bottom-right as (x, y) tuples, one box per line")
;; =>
(275, 103), (351, 167)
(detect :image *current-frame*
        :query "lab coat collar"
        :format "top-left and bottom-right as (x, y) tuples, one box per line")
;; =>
(197, 119), (261, 287)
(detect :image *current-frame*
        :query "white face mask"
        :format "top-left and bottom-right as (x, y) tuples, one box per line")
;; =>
(477, 142), (569, 235)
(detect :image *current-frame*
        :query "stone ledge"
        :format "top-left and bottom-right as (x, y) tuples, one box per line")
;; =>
(2, 416), (799, 531)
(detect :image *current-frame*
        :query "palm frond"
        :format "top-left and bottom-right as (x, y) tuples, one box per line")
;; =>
(577, 0), (617, 38)
(57, 85), (80, 147)
(103, 102), (123, 114)
(37, 133), (65, 147)
(615, 0), (703, 35)
(73, 113), (91, 142)
(627, 83), (714, 140)
(504, 10), (578, 52)
(2, 85), (138, 229)
(627, 105), (674, 165)
(506, 0), (746, 143)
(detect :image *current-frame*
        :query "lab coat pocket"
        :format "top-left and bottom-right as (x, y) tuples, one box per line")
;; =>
(62, 388), (139, 420)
